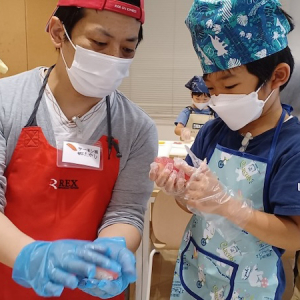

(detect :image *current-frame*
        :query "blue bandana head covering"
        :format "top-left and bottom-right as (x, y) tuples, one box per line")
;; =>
(185, 76), (210, 94)
(186, 0), (291, 74)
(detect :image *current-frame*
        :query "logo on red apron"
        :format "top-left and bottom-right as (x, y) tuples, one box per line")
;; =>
(49, 179), (79, 190)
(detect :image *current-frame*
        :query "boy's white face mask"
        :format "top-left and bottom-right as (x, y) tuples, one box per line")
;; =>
(61, 26), (133, 98)
(193, 101), (210, 110)
(209, 86), (274, 131)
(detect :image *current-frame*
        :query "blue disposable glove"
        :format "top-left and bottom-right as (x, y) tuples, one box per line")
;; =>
(78, 237), (136, 299)
(12, 240), (122, 297)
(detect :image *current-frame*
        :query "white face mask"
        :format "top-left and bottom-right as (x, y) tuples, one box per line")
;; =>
(193, 100), (210, 110)
(61, 27), (133, 98)
(209, 87), (274, 131)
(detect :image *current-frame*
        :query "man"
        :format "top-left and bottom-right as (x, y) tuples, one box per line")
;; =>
(0, 0), (157, 299)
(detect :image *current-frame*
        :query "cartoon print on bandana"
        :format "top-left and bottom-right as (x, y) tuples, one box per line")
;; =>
(185, 0), (291, 73)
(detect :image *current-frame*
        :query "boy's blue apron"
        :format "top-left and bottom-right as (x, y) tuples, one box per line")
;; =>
(171, 111), (286, 300)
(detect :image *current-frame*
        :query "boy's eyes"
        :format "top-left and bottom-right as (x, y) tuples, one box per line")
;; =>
(225, 84), (238, 89)
(207, 84), (239, 90)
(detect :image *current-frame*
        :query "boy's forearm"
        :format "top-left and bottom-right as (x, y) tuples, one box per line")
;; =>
(175, 197), (192, 213)
(227, 209), (300, 251)
(175, 124), (184, 136)
(0, 213), (34, 268)
(174, 127), (182, 136)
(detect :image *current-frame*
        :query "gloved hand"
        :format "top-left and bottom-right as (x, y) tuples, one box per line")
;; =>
(12, 240), (122, 297)
(149, 157), (195, 197)
(183, 161), (253, 229)
(180, 127), (192, 142)
(78, 237), (136, 299)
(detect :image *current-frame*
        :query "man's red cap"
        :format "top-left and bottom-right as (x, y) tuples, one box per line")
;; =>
(46, 0), (145, 31)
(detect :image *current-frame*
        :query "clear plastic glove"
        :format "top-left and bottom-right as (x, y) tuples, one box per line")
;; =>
(184, 162), (253, 230)
(180, 127), (192, 142)
(12, 240), (122, 297)
(149, 157), (196, 197)
(78, 237), (136, 299)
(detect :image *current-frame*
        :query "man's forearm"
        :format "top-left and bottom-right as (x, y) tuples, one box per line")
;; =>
(99, 224), (141, 252)
(0, 213), (34, 268)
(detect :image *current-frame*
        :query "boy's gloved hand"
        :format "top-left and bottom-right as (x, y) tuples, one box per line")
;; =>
(149, 158), (196, 197)
(78, 237), (136, 298)
(12, 239), (122, 297)
(180, 127), (192, 142)
(184, 162), (253, 228)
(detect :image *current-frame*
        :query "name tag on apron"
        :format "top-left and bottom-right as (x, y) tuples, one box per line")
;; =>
(57, 140), (103, 170)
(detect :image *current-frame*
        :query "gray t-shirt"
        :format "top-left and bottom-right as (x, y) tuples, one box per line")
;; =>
(0, 68), (158, 234)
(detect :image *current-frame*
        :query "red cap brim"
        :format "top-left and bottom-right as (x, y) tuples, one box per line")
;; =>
(46, 0), (144, 32)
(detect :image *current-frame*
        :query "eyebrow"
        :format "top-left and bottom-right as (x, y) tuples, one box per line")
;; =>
(97, 28), (138, 42)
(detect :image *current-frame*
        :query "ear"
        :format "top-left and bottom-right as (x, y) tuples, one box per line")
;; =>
(48, 17), (65, 49)
(270, 63), (290, 90)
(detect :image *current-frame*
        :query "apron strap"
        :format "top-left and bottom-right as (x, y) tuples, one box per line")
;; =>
(25, 65), (55, 128)
(263, 109), (286, 212)
(185, 106), (195, 114)
(106, 96), (122, 159)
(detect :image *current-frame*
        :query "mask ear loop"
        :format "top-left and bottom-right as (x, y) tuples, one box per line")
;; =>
(62, 24), (76, 49)
(257, 83), (275, 104)
(60, 24), (76, 69)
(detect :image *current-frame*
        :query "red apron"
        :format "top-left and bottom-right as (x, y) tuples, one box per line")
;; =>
(0, 66), (124, 300)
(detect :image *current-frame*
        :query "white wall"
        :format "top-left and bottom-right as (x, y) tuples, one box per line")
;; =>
(156, 123), (178, 141)
(118, 0), (200, 141)
(281, 0), (300, 62)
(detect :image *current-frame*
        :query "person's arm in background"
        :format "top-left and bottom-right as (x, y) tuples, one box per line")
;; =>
(175, 123), (185, 136)
(174, 109), (189, 137)
(99, 123), (158, 253)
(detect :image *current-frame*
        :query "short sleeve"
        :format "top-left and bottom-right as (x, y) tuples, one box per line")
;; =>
(99, 123), (158, 234)
(185, 119), (212, 167)
(174, 109), (190, 126)
(185, 118), (228, 168)
(269, 152), (300, 216)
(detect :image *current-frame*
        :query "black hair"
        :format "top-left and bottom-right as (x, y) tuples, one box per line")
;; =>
(245, 9), (295, 91)
(54, 0), (143, 46)
(192, 92), (211, 98)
